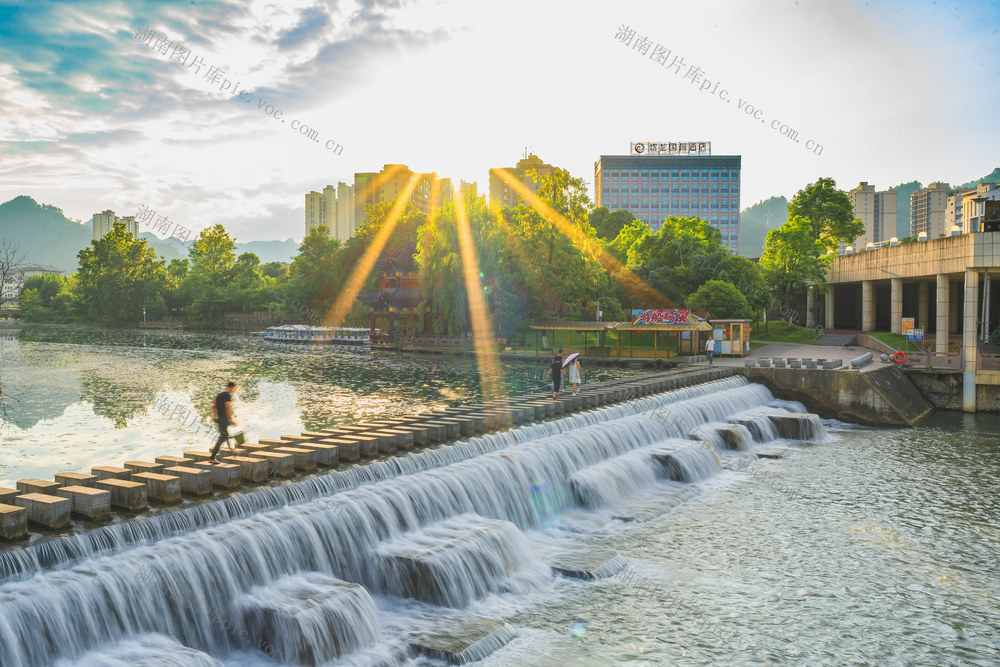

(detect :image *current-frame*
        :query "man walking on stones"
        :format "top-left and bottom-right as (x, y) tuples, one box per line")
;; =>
(209, 381), (239, 464)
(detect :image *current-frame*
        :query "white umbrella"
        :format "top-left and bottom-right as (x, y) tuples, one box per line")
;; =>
(562, 352), (580, 368)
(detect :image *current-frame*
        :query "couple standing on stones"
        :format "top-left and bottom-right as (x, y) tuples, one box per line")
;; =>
(545, 349), (581, 399)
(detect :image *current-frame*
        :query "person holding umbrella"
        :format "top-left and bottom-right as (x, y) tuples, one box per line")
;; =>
(563, 352), (582, 395)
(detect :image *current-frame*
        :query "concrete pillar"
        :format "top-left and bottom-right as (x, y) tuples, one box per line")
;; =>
(825, 285), (835, 330)
(963, 268), (979, 412)
(890, 278), (902, 334)
(950, 282), (960, 333)
(918, 281), (929, 331)
(806, 287), (816, 328)
(936, 274), (950, 355)
(862, 281), (874, 332)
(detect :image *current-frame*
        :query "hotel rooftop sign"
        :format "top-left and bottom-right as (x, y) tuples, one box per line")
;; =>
(629, 141), (711, 156)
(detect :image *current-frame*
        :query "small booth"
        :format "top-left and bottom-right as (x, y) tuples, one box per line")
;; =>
(708, 319), (752, 357)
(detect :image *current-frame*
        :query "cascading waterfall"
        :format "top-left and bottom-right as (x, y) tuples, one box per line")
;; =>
(651, 443), (724, 482)
(238, 573), (381, 664)
(0, 377), (827, 666)
(0, 377), (752, 583)
(374, 514), (550, 607)
(689, 422), (755, 451)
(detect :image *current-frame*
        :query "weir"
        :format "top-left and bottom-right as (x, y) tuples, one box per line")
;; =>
(0, 373), (831, 666)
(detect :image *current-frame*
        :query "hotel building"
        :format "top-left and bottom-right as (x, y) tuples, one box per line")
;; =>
(593, 142), (741, 252)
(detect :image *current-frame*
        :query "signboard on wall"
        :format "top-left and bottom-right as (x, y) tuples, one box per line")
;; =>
(901, 317), (915, 336)
(631, 309), (691, 325)
(629, 141), (711, 156)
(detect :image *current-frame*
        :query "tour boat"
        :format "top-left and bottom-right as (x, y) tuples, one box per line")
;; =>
(257, 324), (372, 348)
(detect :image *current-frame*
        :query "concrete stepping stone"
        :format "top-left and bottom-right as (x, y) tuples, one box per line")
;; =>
(154, 455), (189, 469)
(273, 447), (317, 471)
(226, 456), (269, 483)
(320, 439), (361, 462)
(163, 466), (213, 496)
(191, 461), (242, 489)
(0, 503), (27, 539)
(95, 479), (147, 511)
(14, 493), (71, 529)
(132, 472), (182, 503)
(124, 461), (164, 475)
(54, 472), (97, 488)
(0, 487), (20, 504)
(16, 479), (60, 495)
(255, 451), (295, 477)
(91, 466), (133, 481)
(56, 485), (111, 519)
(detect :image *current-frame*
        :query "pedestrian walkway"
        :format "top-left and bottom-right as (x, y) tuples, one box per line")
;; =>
(705, 342), (894, 372)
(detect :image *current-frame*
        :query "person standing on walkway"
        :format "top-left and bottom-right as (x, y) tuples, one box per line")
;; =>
(705, 337), (715, 365)
(566, 354), (582, 395)
(545, 355), (563, 398)
(209, 381), (239, 464)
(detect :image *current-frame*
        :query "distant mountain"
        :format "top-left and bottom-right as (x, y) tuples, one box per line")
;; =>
(0, 196), (300, 271)
(0, 195), (89, 271)
(958, 167), (1000, 190)
(738, 196), (788, 257)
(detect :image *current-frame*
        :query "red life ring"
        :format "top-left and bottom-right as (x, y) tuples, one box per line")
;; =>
(893, 350), (906, 363)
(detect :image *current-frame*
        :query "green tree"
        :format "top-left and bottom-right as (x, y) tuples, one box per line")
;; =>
(589, 207), (636, 242)
(715, 255), (769, 318)
(260, 261), (288, 280)
(788, 177), (865, 250)
(188, 224), (236, 282)
(627, 216), (729, 306)
(498, 169), (604, 318)
(76, 222), (168, 324)
(759, 215), (830, 321)
(688, 280), (753, 319)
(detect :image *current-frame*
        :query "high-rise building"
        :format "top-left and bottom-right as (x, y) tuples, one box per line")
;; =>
(910, 183), (953, 239)
(92, 210), (138, 240)
(305, 182), (355, 240)
(304, 191), (324, 233)
(960, 183), (1000, 233)
(593, 142), (741, 252)
(489, 154), (555, 209)
(849, 182), (897, 246)
(335, 182), (355, 240)
(353, 165), (437, 227)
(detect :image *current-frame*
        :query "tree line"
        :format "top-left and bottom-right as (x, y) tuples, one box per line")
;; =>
(17, 171), (863, 339)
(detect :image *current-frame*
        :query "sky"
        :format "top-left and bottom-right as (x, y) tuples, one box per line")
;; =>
(0, 0), (998, 244)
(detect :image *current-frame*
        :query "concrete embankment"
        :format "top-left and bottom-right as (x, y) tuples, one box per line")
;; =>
(0, 366), (735, 543)
(740, 365), (933, 426)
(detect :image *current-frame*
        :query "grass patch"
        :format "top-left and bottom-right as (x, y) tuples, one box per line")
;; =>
(866, 331), (914, 351)
(751, 322), (821, 344)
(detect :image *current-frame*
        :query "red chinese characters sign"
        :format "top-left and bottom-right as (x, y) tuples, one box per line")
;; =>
(631, 309), (691, 325)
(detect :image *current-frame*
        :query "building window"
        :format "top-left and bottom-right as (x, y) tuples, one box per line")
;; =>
(681, 186), (690, 195)
(721, 171), (730, 181)
(681, 170), (689, 181)
(631, 170), (639, 177)
(602, 169), (610, 177)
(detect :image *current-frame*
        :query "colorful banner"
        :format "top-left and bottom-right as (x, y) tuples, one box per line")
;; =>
(631, 309), (691, 325)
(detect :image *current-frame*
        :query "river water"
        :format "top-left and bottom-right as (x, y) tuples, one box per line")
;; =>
(0, 327), (997, 666)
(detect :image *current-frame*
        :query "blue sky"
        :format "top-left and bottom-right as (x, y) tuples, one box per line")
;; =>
(0, 0), (998, 243)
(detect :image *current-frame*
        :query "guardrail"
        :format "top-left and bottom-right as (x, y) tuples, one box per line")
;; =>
(977, 353), (1000, 371)
(901, 351), (962, 370)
